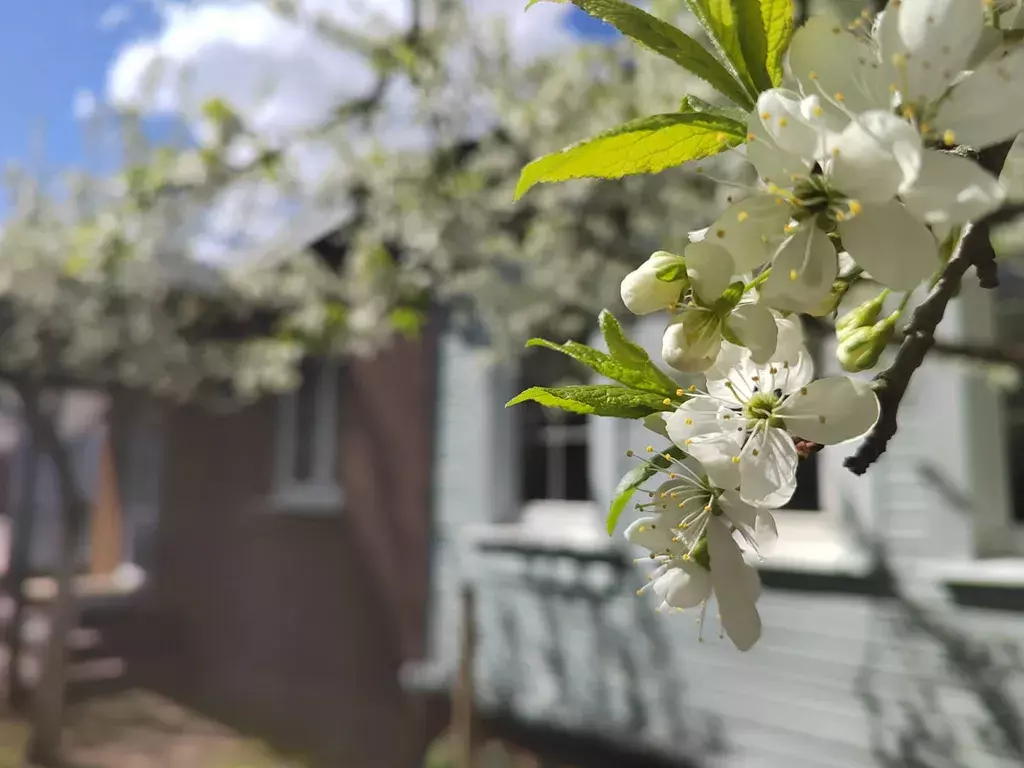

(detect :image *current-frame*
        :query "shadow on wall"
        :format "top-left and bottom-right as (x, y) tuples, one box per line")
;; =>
(853, 532), (1024, 767)
(469, 542), (725, 767)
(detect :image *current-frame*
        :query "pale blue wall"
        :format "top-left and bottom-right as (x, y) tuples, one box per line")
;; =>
(423, 310), (1024, 768)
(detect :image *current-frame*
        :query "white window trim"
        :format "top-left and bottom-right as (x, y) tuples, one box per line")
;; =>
(752, 444), (873, 576)
(962, 281), (1022, 556)
(271, 359), (345, 515)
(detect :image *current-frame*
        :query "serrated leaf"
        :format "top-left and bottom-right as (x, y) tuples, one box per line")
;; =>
(599, 310), (682, 394)
(515, 112), (746, 199)
(760, 0), (795, 87)
(526, 338), (679, 396)
(506, 385), (673, 419)
(529, 0), (753, 108)
(599, 310), (649, 364)
(680, 0), (763, 96)
(606, 445), (686, 535)
(731, 0), (775, 91)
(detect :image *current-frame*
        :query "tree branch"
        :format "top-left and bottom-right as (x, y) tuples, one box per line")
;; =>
(843, 141), (1015, 476)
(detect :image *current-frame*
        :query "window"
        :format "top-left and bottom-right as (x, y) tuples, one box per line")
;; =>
(517, 345), (592, 505)
(995, 269), (1024, 523)
(272, 358), (344, 513)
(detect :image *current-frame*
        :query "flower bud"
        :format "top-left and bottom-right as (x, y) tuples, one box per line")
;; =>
(836, 318), (893, 373)
(662, 308), (721, 372)
(836, 292), (887, 337)
(620, 251), (689, 315)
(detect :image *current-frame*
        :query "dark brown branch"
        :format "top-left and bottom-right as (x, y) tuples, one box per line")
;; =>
(843, 141), (1015, 476)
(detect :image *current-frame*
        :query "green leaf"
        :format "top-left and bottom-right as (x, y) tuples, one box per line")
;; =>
(679, 1), (762, 96)
(731, 0), (775, 91)
(678, 95), (750, 123)
(528, 0), (753, 108)
(760, 0), (795, 87)
(606, 445), (686, 535)
(515, 112), (746, 199)
(599, 310), (682, 394)
(599, 310), (648, 364)
(526, 338), (678, 396)
(506, 385), (673, 419)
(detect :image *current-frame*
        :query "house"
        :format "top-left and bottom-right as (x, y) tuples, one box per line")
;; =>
(406, 273), (1024, 768)
(0, 329), (442, 767)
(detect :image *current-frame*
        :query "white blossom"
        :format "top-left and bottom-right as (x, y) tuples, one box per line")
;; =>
(664, 340), (880, 506)
(624, 454), (776, 650)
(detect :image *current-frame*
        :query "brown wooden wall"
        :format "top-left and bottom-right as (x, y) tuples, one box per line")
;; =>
(139, 329), (440, 767)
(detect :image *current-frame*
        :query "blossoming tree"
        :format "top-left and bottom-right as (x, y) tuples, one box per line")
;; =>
(0, 141), (361, 765)
(508, 0), (1024, 651)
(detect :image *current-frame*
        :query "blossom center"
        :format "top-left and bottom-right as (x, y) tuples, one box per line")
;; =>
(744, 391), (782, 425)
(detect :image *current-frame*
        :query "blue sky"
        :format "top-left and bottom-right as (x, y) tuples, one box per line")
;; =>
(0, 1), (164, 171)
(0, 3), (614, 172)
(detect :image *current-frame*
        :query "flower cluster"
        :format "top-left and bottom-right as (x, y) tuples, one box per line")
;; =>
(624, 320), (878, 650)
(619, 0), (1024, 650)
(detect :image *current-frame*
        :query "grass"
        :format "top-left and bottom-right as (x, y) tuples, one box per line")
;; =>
(0, 690), (308, 768)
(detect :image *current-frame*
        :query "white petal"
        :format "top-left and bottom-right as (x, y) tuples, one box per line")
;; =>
(874, 7), (902, 95)
(720, 489), (779, 553)
(761, 227), (838, 314)
(759, 478), (797, 513)
(746, 112), (813, 186)
(900, 150), (1005, 227)
(935, 47), (1024, 150)
(685, 241), (735, 303)
(754, 510), (779, 552)
(838, 201), (938, 291)
(662, 311), (721, 373)
(624, 516), (677, 553)
(773, 315), (808, 362)
(739, 425), (799, 506)
(707, 518), (762, 651)
(778, 376), (880, 444)
(686, 432), (743, 491)
(665, 398), (722, 444)
(788, 16), (890, 116)
(780, 352), (815, 395)
(728, 303), (779, 364)
(709, 195), (793, 274)
(896, 0), (984, 103)
(756, 89), (829, 160)
(708, 354), (762, 404)
(826, 110), (922, 203)
(654, 563), (711, 609)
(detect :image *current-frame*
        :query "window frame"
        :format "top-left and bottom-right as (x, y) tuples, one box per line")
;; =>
(271, 358), (345, 515)
(966, 278), (1024, 556)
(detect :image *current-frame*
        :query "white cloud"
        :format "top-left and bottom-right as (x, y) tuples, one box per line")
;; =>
(72, 89), (98, 121)
(98, 4), (133, 31)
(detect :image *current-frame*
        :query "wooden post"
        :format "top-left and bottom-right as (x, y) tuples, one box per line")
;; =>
(452, 584), (477, 768)
(88, 432), (122, 576)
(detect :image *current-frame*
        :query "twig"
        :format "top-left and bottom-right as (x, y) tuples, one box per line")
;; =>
(843, 141), (1015, 476)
